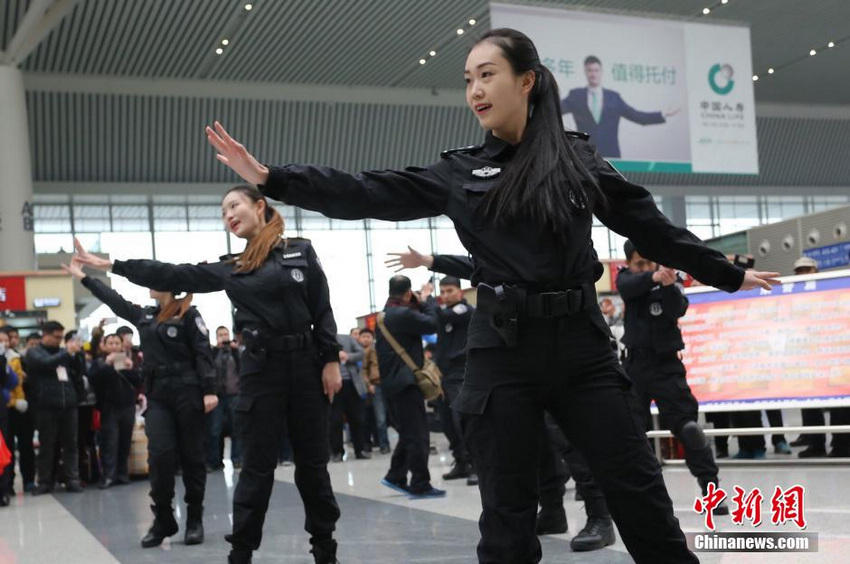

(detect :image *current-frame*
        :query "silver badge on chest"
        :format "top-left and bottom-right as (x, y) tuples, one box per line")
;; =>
(291, 268), (305, 283)
(445, 323), (454, 333)
(471, 166), (501, 178)
(166, 326), (179, 338)
(649, 302), (663, 317)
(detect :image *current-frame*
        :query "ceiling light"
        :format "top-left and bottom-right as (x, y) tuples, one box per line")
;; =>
(702, 7), (710, 15)
(721, 0), (728, 4)
(752, 75), (758, 81)
(828, 41), (835, 48)
(809, 49), (816, 56)
(244, 3), (252, 10)
(469, 19), (476, 26)
(457, 28), (464, 35)
(419, 59), (426, 65)
(768, 67), (774, 74)
(221, 39), (229, 46)
(215, 48), (224, 55)
(429, 50), (436, 57)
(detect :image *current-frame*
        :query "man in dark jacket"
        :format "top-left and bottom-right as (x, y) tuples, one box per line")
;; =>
(377, 275), (444, 499)
(25, 321), (85, 494)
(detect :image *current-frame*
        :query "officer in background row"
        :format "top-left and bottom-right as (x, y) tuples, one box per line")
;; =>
(65, 259), (218, 547)
(617, 240), (728, 515)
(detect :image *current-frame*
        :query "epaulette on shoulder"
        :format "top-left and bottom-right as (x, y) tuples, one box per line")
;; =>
(218, 253), (240, 261)
(565, 130), (590, 141)
(440, 143), (483, 159)
(285, 236), (310, 246)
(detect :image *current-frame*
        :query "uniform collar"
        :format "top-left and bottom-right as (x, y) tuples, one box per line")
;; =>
(482, 131), (517, 161)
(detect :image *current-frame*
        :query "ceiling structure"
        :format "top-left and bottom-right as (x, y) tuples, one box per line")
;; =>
(1, 0), (848, 190)
(2, 0), (849, 103)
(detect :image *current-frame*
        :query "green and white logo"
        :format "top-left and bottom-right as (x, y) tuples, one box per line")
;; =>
(708, 63), (735, 95)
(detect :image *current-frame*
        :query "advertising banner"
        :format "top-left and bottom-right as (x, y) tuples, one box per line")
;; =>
(491, 3), (759, 174)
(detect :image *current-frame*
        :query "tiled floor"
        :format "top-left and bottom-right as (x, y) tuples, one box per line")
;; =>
(1, 434), (848, 563)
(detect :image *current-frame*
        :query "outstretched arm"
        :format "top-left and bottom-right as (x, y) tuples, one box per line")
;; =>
(206, 121), (451, 222)
(71, 238), (228, 294)
(587, 147), (778, 292)
(385, 247), (474, 280)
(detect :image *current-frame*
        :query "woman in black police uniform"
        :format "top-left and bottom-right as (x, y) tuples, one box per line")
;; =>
(206, 29), (778, 564)
(63, 260), (217, 548)
(71, 186), (343, 564)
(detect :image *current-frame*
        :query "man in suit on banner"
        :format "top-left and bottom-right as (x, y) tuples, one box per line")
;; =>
(561, 55), (679, 158)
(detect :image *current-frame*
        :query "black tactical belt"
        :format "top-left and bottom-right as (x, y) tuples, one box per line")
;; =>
(266, 330), (312, 352)
(241, 327), (313, 352)
(479, 283), (595, 319)
(524, 287), (590, 318)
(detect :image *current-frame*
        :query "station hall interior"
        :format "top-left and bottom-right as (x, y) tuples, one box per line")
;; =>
(1, 1), (850, 563)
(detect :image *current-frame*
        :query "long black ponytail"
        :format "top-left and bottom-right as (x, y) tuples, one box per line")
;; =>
(476, 28), (605, 236)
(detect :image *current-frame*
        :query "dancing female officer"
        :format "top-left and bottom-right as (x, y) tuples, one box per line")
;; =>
(64, 260), (216, 548)
(71, 185), (343, 564)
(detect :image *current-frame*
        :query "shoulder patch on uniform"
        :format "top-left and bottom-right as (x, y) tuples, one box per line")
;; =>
(452, 303), (469, 315)
(440, 144), (483, 159)
(565, 130), (590, 141)
(282, 251), (303, 259)
(195, 315), (209, 336)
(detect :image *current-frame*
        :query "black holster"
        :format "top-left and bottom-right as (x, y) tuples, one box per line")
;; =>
(239, 328), (268, 375)
(476, 283), (523, 348)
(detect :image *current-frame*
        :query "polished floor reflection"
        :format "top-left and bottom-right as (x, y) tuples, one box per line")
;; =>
(1, 434), (848, 563)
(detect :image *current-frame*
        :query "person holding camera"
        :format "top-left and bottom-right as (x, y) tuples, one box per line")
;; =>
(25, 321), (85, 494)
(376, 275), (443, 499)
(90, 333), (142, 488)
(618, 241), (728, 514)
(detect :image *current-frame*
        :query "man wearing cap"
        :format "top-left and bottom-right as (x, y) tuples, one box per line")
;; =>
(617, 241), (728, 514)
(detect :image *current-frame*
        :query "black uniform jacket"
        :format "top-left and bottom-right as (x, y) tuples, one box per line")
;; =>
(259, 131), (744, 350)
(82, 276), (216, 395)
(24, 344), (84, 410)
(617, 268), (689, 353)
(109, 238), (340, 366)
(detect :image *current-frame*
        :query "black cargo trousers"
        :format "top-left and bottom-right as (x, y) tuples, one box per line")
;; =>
(455, 308), (697, 564)
(228, 349), (340, 552)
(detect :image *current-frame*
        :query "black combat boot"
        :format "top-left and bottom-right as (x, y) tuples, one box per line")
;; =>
(442, 461), (471, 480)
(140, 504), (179, 548)
(535, 504), (568, 535)
(570, 516), (616, 551)
(310, 538), (340, 564)
(184, 504), (204, 545)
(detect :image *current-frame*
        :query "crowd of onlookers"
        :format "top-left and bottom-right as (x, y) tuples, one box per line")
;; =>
(0, 316), (399, 510)
(0, 320), (249, 507)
